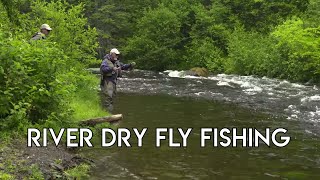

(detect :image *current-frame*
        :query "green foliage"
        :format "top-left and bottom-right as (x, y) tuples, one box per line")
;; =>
(87, 2), (131, 53)
(225, 13), (319, 82)
(272, 17), (320, 82)
(0, 3), (12, 35)
(303, 0), (320, 27)
(28, 164), (44, 180)
(220, 0), (309, 32)
(185, 37), (225, 73)
(0, 0), (20, 26)
(121, 0), (318, 82)
(189, 3), (231, 53)
(70, 76), (109, 122)
(24, 0), (98, 64)
(76, 0), (159, 57)
(124, 5), (183, 71)
(1, 0), (319, 140)
(0, 37), (68, 129)
(184, 3), (230, 72)
(0, 0), (105, 136)
(226, 28), (282, 77)
(0, 172), (14, 180)
(64, 163), (90, 179)
(281, 171), (313, 179)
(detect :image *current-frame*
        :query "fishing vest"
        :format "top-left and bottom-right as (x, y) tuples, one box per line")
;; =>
(104, 59), (116, 77)
(31, 32), (46, 40)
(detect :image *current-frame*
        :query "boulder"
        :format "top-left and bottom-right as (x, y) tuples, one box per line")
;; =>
(185, 67), (209, 77)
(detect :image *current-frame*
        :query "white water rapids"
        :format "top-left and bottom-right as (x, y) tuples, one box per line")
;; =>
(112, 69), (320, 135)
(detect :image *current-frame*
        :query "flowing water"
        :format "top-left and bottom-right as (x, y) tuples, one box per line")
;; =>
(83, 70), (320, 179)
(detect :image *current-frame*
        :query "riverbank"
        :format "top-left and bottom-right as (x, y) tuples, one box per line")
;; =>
(0, 140), (92, 179)
(0, 82), (111, 179)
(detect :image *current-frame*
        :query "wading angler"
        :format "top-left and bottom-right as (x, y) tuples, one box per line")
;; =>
(100, 48), (136, 111)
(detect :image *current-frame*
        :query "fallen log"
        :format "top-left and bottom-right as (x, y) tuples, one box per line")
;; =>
(80, 114), (123, 126)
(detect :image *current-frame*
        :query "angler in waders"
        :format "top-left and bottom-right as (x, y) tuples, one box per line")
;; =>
(30, 24), (52, 40)
(100, 48), (135, 111)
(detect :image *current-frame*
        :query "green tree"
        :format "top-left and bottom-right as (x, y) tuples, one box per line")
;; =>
(303, 0), (320, 27)
(76, 0), (159, 58)
(220, 0), (309, 32)
(124, 4), (183, 71)
(25, 0), (98, 64)
(226, 27), (281, 77)
(0, 0), (100, 132)
(184, 2), (231, 71)
(0, 0), (20, 25)
(272, 17), (320, 82)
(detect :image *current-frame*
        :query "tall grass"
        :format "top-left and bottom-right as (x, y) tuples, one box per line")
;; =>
(70, 88), (109, 122)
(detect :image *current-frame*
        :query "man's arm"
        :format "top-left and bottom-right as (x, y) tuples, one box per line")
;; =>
(120, 62), (135, 70)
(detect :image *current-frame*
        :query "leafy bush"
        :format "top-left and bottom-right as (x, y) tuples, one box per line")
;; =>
(0, 0), (102, 134)
(0, 37), (70, 130)
(272, 17), (320, 82)
(226, 27), (282, 77)
(185, 37), (225, 73)
(124, 5), (183, 71)
(64, 164), (90, 179)
(22, 0), (98, 65)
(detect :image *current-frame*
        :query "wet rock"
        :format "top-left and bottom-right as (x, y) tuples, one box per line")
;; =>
(62, 155), (94, 170)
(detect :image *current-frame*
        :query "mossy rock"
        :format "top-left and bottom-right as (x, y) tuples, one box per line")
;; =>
(185, 67), (209, 77)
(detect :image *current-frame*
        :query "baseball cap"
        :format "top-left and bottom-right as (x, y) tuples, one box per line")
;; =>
(40, 24), (52, 31)
(110, 48), (120, 55)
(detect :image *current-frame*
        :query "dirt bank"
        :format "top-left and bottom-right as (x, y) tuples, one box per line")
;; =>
(0, 141), (93, 179)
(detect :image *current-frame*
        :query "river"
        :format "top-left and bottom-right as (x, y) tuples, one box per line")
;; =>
(83, 70), (320, 179)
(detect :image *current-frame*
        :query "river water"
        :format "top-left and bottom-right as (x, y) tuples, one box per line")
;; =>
(84, 70), (320, 179)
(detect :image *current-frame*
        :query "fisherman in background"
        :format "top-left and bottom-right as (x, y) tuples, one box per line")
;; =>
(30, 24), (52, 40)
(100, 48), (136, 111)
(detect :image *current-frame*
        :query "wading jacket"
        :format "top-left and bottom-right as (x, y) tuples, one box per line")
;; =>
(30, 32), (46, 40)
(100, 54), (133, 84)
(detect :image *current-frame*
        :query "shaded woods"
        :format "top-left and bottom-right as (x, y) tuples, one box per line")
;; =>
(91, 0), (319, 82)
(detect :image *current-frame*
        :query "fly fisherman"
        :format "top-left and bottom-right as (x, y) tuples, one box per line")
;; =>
(100, 48), (136, 111)
(30, 24), (52, 40)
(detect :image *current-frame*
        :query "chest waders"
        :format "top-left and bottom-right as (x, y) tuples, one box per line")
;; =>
(101, 59), (118, 112)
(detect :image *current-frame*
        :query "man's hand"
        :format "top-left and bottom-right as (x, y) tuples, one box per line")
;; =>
(130, 62), (136, 67)
(113, 67), (120, 71)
